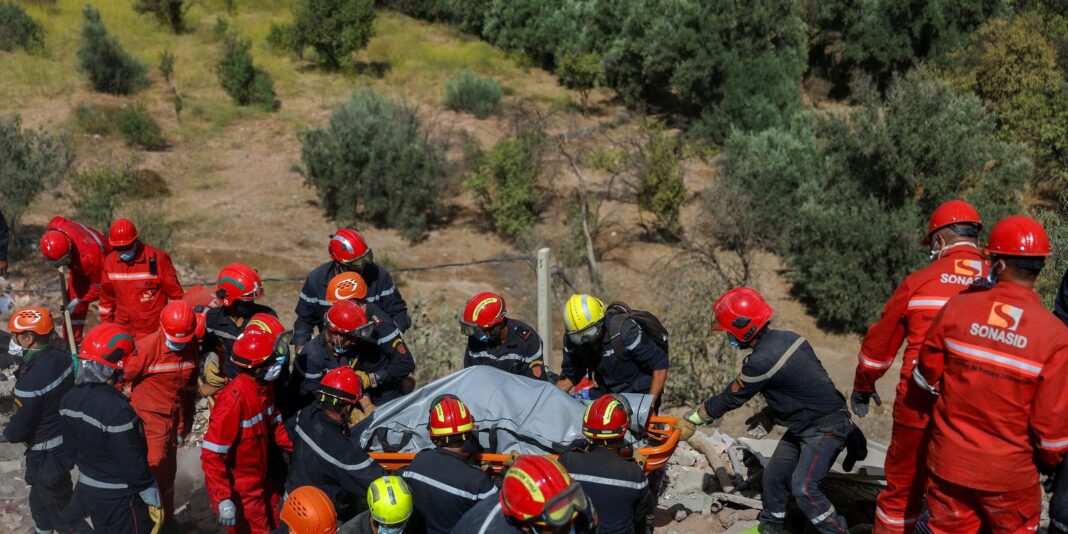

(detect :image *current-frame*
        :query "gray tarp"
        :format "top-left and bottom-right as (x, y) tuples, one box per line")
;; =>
(356, 366), (653, 455)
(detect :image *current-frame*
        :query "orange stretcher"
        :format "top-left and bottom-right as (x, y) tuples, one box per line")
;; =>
(369, 415), (681, 475)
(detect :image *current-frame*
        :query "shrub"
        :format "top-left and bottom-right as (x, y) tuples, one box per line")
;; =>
(71, 164), (170, 229)
(288, 0), (375, 69)
(630, 125), (685, 235)
(465, 133), (544, 242)
(77, 5), (148, 95)
(266, 22), (302, 55)
(116, 104), (165, 150)
(134, 0), (190, 33)
(1036, 194), (1068, 310)
(158, 49), (174, 82)
(0, 2), (45, 53)
(557, 51), (604, 112)
(0, 115), (73, 235)
(443, 70), (503, 118)
(300, 89), (448, 241)
(120, 204), (174, 250)
(216, 34), (278, 110)
(405, 300), (464, 384)
(73, 102), (120, 135)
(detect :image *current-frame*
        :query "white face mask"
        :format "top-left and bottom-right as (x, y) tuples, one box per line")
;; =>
(263, 361), (284, 382)
(118, 250), (137, 262)
(8, 337), (25, 357)
(165, 340), (187, 352)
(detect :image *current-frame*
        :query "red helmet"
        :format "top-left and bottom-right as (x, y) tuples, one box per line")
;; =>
(325, 300), (372, 339)
(428, 394), (475, 437)
(39, 230), (72, 261)
(317, 366), (363, 405)
(79, 323), (136, 369)
(501, 455), (586, 528)
(582, 395), (630, 440)
(215, 263), (264, 307)
(8, 306), (55, 336)
(712, 287), (773, 343)
(109, 218), (139, 248)
(325, 272), (368, 304)
(462, 292), (507, 329)
(925, 200), (982, 244)
(329, 229), (371, 264)
(985, 215), (1051, 257)
(246, 313), (285, 338)
(231, 330), (276, 369)
(160, 300), (197, 343)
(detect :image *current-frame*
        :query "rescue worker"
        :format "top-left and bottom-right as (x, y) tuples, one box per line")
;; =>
(59, 323), (162, 533)
(99, 217), (184, 338)
(400, 394), (497, 534)
(914, 215), (1068, 533)
(202, 330), (294, 534)
(294, 228), (410, 350)
(342, 476), (414, 534)
(279, 486), (338, 534)
(674, 287), (851, 533)
(555, 294), (668, 404)
(286, 366), (384, 520)
(1, 307), (89, 533)
(292, 300), (414, 408)
(39, 215), (110, 342)
(558, 394), (650, 534)
(451, 455), (598, 534)
(200, 263), (278, 395)
(461, 291), (546, 380)
(121, 300), (200, 522)
(201, 312), (285, 399)
(849, 200), (986, 533)
(325, 271), (407, 369)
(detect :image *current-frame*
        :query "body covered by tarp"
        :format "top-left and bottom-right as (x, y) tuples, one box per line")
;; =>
(356, 366), (653, 455)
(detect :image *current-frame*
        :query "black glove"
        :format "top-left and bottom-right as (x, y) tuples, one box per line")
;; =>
(850, 390), (881, 418)
(842, 425), (868, 472)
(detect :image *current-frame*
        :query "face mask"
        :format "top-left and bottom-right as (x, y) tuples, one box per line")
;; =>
(8, 337), (25, 358)
(118, 250), (136, 262)
(727, 334), (742, 349)
(331, 340), (348, 355)
(165, 340), (187, 352)
(377, 523), (405, 534)
(263, 361), (284, 382)
(472, 330), (491, 344)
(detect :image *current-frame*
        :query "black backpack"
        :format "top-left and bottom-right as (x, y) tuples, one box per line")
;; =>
(605, 302), (669, 359)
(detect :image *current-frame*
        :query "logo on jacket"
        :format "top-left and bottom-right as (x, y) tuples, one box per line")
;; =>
(941, 259), (984, 285)
(987, 302), (1023, 331)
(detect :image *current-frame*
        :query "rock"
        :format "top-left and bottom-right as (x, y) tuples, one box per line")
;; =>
(0, 460), (21, 474)
(671, 443), (701, 467)
(0, 484), (14, 497)
(674, 509), (688, 522)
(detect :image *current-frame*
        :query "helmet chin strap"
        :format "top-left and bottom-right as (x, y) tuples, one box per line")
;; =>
(931, 240), (978, 261)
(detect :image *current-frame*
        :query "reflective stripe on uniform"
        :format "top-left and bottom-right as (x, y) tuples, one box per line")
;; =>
(106, 273), (157, 281)
(298, 292), (331, 307)
(811, 505), (837, 524)
(74, 220), (106, 253)
(857, 353), (894, 370)
(876, 506), (918, 526)
(365, 286), (396, 303)
(1039, 436), (1068, 451)
(944, 338), (1042, 377)
(467, 348), (542, 363)
(15, 366), (72, 398)
(146, 361), (196, 373)
(29, 435), (63, 451)
(377, 329), (401, 345)
(740, 336), (806, 383)
(78, 472), (128, 489)
(202, 440), (231, 454)
(59, 409), (135, 433)
(570, 473), (648, 490)
(907, 297), (949, 310)
(768, 510), (786, 519)
(477, 501), (503, 534)
(401, 471), (498, 501)
(205, 327), (238, 340)
(625, 329), (642, 351)
(294, 423), (375, 471)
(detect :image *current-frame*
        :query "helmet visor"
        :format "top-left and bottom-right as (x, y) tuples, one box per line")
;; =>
(340, 249), (372, 270)
(536, 483), (587, 528)
(567, 324), (600, 345)
(329, 322), (374, 343)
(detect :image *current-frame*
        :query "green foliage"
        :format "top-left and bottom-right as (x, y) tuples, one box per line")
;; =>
(134, 0), (189, 33)
(158, 49), (174, 82)
(557, 50), (603, 111)
(631, 125), (685, 234)
(405, 300), (464, 384)
(713, 68), (1029, 332)
(0, 2), (45, 54)
(443, 70), (502, 118)
(1036, 194), (1068, 310)
(116, 104), (165, 150)
(73, 102), (120, 135)
(77, 5), (148, 95)
(71, 164), (170, 230)
(216, 34), (278, 110)
(300, 89), (448, 242)
(266, 22), (301, 55)
(287, 0), (375, 69)
(121, 203), (174, 250)
(0, 115), (72, 234)
(465, 133), (544, 243)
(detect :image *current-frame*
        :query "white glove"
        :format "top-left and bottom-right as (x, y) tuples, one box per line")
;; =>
(65, 298), (80, 312)
(139, 484), (161, 507)
(218, 499), (237, 527)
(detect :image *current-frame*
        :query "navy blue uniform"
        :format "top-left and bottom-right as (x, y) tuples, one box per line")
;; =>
(464, 318), (546, 380)
(285, 404), (384, 520)
(291, 333), (414, 407)
(561, 312), (669, 394)
(559, 447), (649, 534)
(294, 261), (410, 346)
(2, 346), (88, 533)
(59, 382), (156, 533)
(401, 448), (498, 534)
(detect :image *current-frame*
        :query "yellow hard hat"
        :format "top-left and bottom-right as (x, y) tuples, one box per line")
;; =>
(367, 476), (413, 526)
(563, 294), (606, 333)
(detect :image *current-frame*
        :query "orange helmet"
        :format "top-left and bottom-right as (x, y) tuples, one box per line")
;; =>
(329, 229), (371, 264)
(160, 300), (197, 343)
(985, 215), (1051, 257)
(925, 200), (982, 244)
(711, 287), (773, 343)
(230, 330), (277, 369)
(427, 394), (475, 438)
(500, 455), (587, 528)
(582, 394), (630, 440)
(109, 218), (139, 248)
(79, 324), (136, 369)
(280, 486), (337, 534)
(8, 306), (55, 336)
(215, 263), (264, 307)
(326, 272), (369, 304)
(39, 230), (73, 262)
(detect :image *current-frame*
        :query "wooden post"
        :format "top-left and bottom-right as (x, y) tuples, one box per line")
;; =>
(537, 248), (552, 371)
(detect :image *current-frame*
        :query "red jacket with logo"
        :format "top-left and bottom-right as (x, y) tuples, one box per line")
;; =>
(200, 373), (293, 507)
(99, 243), (184, 338)
(917, 280), (1068, 491)
(46, 216), (110, 317)
(853, 245), (987, 428)
(125, 330), (199, 433)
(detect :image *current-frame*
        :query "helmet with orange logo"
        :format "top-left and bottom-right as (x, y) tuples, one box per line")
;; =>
(8, 306), (55, 336)
(325, 272), (368, 304)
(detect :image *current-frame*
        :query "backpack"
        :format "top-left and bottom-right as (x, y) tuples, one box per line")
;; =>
(605, 302), (669, 359)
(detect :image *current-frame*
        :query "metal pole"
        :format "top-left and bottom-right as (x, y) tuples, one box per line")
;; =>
(537, 247), (552, 371)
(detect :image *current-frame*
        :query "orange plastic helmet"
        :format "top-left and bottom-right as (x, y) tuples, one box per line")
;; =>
(280, 486), (337, 534)
(8, 306), (55, 336)
(325, 272), (368, 304)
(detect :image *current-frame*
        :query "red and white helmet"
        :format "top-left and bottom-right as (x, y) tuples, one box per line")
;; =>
(246, 313), (285, 339)
(325, 300), (372, 340)
(329, 229), (371, 264)
(711, 287), (773, 343)
(501, 455), (587, 528)
(39, 230), (73, 262)
(986, 215), (1051, 257)
(582, 394), (630, 440)
(109, 218), (139, 248)
(79, 323), (136, 369)
(317, 366), (363, 405)
(326, 272), (369, 304)
(160, 300), (197, 343)
(8, 306), (55, 336)
(215, 263), (264, 307)
(925, 200), (982, 245)
(428, 394), (475, 438)
(462, 292), (507, 329)
(230, 330), (277, 369)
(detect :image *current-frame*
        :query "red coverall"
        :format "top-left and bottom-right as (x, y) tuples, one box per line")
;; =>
(99, 243), (184, 338)
(853, 246), (987, 533)
(916, 280), (1068, 533)
(123, 329), (199, 520)
(46, 216), (110, 342)
(201, 373), (293, 534)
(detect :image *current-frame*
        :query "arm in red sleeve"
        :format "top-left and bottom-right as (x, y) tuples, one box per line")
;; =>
(157, 252), (185, 301)
(1032, 337), (1068, 467)
(79, 247), (104, 305)
(853, 280), (910, 393)
(99, 261), (115, 323)
(201, 388), (241, 505)
(123, 336), (156, 386)
(914, 308), (947, 394)
(271, 409), (293, 453)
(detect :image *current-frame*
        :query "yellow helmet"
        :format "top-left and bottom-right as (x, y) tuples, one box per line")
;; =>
(367, 476), (413, 526)
(563, 294), (606, 334)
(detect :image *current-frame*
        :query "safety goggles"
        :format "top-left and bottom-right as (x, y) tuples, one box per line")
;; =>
(340, 250), (373, 270)
(520, 483), (588, 529)
(328, 323), (375, 343)
(566, 324), (600, 345)
(459, 320), (492, 339)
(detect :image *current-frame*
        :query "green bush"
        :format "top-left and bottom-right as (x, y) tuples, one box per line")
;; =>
(465, 133), (543, 242)
(405, 300), (464, 384)
(0, 115), (73, 235)
(158, 49), (174, 82)
(73, 102), (120, 135)
(1036, 194), (1068, 310)
(0, 2), (45, 53)
(286, 0), (375, 68)
(266, 22), (302, 55)
(134, 0), (189, 33)
(300, 89), (448, 241)
(631, 125), (686, 235)
(443, 70), (503, 118)
(71, 164), (170, 229)
(557, 50), (604, 111)
(77, 5), (148, 95)
(116, 104), (165, 150)
(217, 34), (278, 110)
(120, 204), (174, 250)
